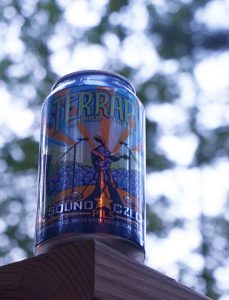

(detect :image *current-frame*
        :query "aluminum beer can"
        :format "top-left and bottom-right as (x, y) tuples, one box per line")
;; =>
(35, 70), (145, 262)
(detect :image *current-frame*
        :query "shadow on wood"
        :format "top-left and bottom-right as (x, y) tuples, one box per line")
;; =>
(0, 239), (212, 300)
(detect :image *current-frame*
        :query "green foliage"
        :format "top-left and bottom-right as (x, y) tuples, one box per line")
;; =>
(2, 138), (38, 172)
(147, 199), (184, 236)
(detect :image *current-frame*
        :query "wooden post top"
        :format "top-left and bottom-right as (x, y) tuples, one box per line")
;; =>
(0, 239), (211, 300)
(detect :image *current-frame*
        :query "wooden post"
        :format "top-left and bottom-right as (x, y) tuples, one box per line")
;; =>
(0, 239), (211, 300)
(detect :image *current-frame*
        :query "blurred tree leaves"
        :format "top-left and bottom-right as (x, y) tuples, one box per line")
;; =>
(0, 0), (229, 298)
(2, 138), (38, 171)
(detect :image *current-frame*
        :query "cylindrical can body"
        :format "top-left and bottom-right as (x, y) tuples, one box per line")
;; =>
(35, 70), (145, 261)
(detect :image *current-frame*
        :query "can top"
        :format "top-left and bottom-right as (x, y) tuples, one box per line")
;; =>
(52, 70), (136, 94)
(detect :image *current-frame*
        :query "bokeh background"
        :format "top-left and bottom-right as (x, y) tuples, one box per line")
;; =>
(0, 0), (229, 299)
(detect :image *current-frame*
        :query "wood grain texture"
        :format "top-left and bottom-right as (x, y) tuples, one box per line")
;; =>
(0, 239), (212, 300)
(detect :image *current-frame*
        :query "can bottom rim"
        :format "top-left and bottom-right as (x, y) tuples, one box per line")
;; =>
(35, 233), (145, 263)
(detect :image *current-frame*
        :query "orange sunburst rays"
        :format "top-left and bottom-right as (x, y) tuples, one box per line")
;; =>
(112, 117), (135, 153)
(76, 123), (96, 150)
(46, 128), (75, 145)
(100, 115), (111, 147)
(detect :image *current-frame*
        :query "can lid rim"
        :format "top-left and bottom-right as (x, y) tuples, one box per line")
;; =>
(51, 70), (136, 93)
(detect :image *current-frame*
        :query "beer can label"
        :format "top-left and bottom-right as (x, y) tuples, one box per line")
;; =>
(36, 84), (145, 249)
